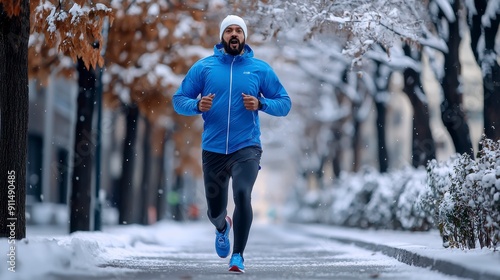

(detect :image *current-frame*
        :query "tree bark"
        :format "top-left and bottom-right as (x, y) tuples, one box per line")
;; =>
(469, 0), (500, 142)
(69, 59), (97, 233)
(171, 174), (184, 221)
(0, 0), (29, 239)
(374, 61), (390, 173)
(140, 118), (152, 225)
(352, 107), (362, 172)
(482, 59), (500, 142)
(118, 104), (139, 225)
(438, 0), (474, 157)
(402, 46), (436, 167)
(157, 130), (172, 221)
(331, 128), (342, 178)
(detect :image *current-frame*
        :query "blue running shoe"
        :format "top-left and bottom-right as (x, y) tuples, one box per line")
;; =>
(215, 216), (232, 258)
(229, 253), (245, 273)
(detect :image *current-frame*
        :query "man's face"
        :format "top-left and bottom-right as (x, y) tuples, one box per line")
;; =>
(222, 24), (245, 55)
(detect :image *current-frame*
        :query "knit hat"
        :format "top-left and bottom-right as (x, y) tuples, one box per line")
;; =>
(219, 15), (247, 40)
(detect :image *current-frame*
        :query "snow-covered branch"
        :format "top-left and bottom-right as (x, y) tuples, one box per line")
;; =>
(31, 0), (114, 69)
(252, 0), (425, 57)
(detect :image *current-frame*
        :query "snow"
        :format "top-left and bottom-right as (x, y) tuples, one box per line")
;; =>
(0, 221), (192, 280)
(482, 0), (500, 27)
(434, 0), (456, 22)
(1, 221), (499, 280)
(298, 224), (500, 277)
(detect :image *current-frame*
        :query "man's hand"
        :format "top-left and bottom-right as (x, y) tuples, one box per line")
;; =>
(242, 93), (260, 111)
(198, 93), (215, 112)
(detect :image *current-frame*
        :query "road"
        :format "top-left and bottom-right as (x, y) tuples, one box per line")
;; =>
(44, 222), (466, 280)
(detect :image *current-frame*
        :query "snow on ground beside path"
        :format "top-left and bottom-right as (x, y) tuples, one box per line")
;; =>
(2, 221), (499, 280)
(298, 224), (500, 277)
(0, 221), (209, 280)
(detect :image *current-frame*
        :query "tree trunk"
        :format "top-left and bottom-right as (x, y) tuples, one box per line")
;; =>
(157, 130), (172, 221)
(140, 118), (152, 225)
(171, 174), (184, 221)
(375, 101), (389, 172)
(374, 61), (390, 173)
(147, 124), (167, 223)
(331, 128), (342, 178)
(439, 0), (474, 157)
(469, 0), (500, 142)
(153, 153), (166, 221)
(402, 46), (436, 167)
(118, 104), (139, 225)
(352, 105), (362, 172)
(483, 59), (500, 142)
(69, 59), (97, 233)
(0, 0), (29, 239)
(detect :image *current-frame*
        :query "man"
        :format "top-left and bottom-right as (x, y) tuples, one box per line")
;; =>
(173, 15), (291, 273)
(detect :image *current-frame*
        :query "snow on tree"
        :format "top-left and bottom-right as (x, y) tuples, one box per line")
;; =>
(243, 0), (425, 59)
(466, 0), (500, 142)
(29, 0), (113, 69)
(0, 0), (113, 236)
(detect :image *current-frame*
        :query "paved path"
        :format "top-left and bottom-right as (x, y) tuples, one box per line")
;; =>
(45, 223), (466, 280)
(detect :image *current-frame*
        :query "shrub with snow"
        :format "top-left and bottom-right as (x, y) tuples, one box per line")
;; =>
(425, 137), (500, 249)
(286, 136), (500, 250)
(286, 166), (432, 231)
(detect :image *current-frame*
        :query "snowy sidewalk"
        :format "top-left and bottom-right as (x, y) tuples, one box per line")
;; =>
(289, 223), (500, 280)
(2, 221), (499, 280)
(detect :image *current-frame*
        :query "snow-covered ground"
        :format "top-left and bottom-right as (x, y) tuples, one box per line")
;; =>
(1, 220), (499, 280)
(294, 223), (500, 279)
(1, 221), (196, 280)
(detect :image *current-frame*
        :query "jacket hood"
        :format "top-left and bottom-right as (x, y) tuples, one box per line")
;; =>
(213, 43), (254, 62)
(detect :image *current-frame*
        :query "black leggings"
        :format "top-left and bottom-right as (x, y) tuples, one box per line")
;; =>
(202, 146), (262, 257)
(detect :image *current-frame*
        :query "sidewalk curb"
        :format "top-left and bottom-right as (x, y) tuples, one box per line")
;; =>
(300, 230), (500, 280)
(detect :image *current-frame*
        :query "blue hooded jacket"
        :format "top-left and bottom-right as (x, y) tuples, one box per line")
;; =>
(173, 43), (291, 154)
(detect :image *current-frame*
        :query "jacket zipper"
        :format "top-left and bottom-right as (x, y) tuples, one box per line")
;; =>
(226, 57), (236, 154)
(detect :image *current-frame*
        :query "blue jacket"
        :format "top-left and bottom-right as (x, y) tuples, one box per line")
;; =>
(173, 43), (291, 154)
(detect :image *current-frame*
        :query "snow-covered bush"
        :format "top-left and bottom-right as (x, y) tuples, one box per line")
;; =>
(426, 137), (500, 249)
(286, 166), (432, 231)
(474, 138), (500, 249)
(286, 137), (500, 250)
(395, 169), (433, 231)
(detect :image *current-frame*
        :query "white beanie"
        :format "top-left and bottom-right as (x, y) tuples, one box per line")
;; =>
(219, 15), (247, 40)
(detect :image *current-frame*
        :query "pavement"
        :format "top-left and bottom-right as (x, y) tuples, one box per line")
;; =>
(288, 223), (500, 280)
(21, 221), (500, 280)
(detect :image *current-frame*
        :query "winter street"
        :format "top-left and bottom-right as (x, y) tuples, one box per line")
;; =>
(1, 221), (484, 280)
(2, 1), (500, 280)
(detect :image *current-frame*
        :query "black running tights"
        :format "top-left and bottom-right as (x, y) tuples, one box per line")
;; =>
(202, 146), (261, 257)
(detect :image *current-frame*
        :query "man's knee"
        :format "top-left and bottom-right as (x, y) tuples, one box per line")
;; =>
(233, 188), (251, 202)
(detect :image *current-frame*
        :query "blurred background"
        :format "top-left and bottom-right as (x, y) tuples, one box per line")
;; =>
(20, 0), (497, 232)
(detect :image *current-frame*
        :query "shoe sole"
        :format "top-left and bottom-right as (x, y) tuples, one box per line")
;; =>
(229, 266), (244, 273)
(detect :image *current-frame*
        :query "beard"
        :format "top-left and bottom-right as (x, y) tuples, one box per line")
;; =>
(223, 37), (245, 55)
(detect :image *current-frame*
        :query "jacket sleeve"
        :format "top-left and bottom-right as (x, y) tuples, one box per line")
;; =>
(258, 66), (291, 117)
(173, 63), (204, 116)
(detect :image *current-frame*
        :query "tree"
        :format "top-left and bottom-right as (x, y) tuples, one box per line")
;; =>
(33, 1), (112, 232)
(1, 0), (112, 236)
(401, 45), (436, 167)
(25, 0), (229, 226)
(0, 0), (29, 240)
(467, 0), (500, 142)
(427, 0), (474, 157)
(241, 1), (429, 174)
(102, 0), (218, 224)
(69, 58), (97, 232)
